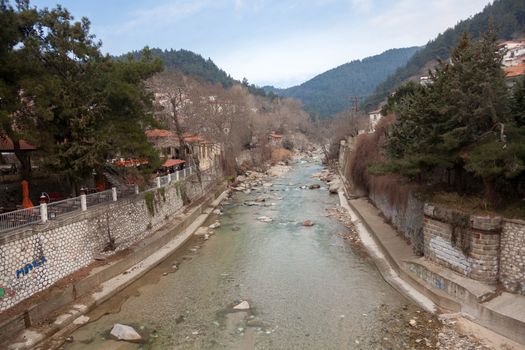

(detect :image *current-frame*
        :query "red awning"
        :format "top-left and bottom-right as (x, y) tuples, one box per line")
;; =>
(162, 159), (185, 167)
(145, 129), (174, 138)
(114, 159), (149, 167)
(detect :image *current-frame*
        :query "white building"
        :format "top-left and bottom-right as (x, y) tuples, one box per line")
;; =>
(369, 109), (382, 132)
(502, 40), (525, 67)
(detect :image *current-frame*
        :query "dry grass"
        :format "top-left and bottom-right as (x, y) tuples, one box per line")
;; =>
(431, 191), (525, 219)
(345, 114), (418, 209)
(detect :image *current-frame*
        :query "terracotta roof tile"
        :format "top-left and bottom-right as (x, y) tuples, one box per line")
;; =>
(505, 64), (525, 78)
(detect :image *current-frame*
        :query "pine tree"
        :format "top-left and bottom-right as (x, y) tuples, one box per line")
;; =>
(379, 27), (517, 206)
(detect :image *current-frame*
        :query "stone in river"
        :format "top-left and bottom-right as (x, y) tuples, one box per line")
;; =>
(110, 324), (143, 342)
(308, 184), (321, 189)
(233, 301), (250, 310)
(209, 221), (221, 229)
(257, 216), (273, 223)
(303, 220), (315, 227)
(73, 315), (90, 325)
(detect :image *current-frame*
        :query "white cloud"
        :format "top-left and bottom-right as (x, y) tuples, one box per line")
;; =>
(111, 0), (212, 34)
(351, 0), (373, 12)
(369, 0), (491, 42)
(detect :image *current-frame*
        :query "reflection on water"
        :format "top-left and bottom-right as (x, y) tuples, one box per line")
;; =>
(64, 161), (409, 349)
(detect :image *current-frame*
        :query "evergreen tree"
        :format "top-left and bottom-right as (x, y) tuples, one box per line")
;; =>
(0, 1), (162, 189)
(379, 28), (519, 206)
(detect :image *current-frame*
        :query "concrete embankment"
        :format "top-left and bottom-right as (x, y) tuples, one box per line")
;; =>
(1, 182), (228, 350)
(337, 179), (525, 347)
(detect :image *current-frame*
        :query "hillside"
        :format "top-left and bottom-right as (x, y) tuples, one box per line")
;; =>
(264, 47), (419, 118)
(366, 0), (525, 108)
(117, 48), (271, 97)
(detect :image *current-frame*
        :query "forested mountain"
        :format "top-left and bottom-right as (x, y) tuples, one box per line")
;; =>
(264, 47), (419, 118)
(117, 48), (271, 97)
(366, 0), (525, 108)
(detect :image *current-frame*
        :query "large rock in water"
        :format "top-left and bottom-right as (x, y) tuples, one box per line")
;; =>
(328, 180), (342, 194)
(233, 301), (250, 310)
(303, 220), (315, 227)
(110, 324), (143, 342)
(308, 184), (321, 190)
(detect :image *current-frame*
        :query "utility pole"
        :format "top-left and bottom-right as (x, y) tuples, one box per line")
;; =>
(351, 96), (361, 112)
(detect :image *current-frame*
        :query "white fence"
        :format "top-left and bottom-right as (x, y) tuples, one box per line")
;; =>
(0, 162), (216, 235)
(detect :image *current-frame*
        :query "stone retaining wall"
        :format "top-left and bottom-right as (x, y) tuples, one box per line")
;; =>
(0, 168), (221, 312)
(423, 204), (501, 284)
(500, 219), (525, 295)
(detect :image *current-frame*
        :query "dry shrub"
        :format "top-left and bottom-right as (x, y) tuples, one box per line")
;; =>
(347, 115), (415, 208)
(271, 147), (293, 163)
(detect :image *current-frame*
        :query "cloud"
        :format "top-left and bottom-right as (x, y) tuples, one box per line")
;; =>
(351, 0), (373, 12)
(369, 0), (491, 42)
(112, 0), (212, 34)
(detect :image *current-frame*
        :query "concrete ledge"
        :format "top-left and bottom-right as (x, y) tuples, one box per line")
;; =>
(1, 182), (228, 349)
(338, 172), (525, 345)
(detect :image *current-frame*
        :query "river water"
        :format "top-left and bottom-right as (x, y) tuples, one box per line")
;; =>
(63, 160), (416, 350)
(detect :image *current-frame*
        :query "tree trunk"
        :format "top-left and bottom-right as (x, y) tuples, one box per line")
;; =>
(483, 177), (500, 209)
(13, 139), (31, 181)
(454, 163), (465, 194)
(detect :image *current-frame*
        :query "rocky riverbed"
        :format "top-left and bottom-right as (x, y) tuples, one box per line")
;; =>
(54, 153), (516, 350)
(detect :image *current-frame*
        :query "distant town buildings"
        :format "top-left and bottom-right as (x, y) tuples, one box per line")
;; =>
(501, 40), (525, 87)
(419, 76), (431, 86)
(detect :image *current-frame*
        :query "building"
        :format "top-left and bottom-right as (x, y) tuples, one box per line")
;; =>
(145, 129), (221, 171)
(369, 109), (382, 132)
(502, 40), (525, 67)
(268, 131), (283, 146)
(504, 63), (525, 88)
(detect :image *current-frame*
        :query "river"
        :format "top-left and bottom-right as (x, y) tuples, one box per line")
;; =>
(62, 160), (422, 350)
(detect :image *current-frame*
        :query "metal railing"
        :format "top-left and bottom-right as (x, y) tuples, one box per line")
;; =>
(0, 161), (219, 235)
(85, 189), (113, 206)
(46, 197), (82, 220)
(0, 206), (41, 233)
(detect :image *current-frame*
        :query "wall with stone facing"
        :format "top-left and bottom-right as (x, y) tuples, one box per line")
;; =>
(500, 219), (525, 295)
(0, 167), (221, 312)
(423, 204), (501, 284)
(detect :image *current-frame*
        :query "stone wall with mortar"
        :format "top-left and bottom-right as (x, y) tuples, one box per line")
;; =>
(0, 167), (221, 312)
(500, 219), (525, 295)
(423, 204), (501, 284)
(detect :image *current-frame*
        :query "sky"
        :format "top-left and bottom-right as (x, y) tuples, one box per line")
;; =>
(31, 0), (493, 88)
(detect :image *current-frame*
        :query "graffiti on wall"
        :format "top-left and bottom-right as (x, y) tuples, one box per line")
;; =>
(16, 256), (47, 279)
(409, 263), (445, 290)
(0, 285), (15, 300)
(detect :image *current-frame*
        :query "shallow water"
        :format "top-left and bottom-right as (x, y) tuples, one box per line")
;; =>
(63, 161), (411, 349)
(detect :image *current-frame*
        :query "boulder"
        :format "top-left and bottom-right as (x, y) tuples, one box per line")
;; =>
(209, 221), (221, 229)
(257, 216), (273, 223)
(303, 220), (315, 227)
(233, 301), (250, 310)
(73, 315), (90, 325)
(255, 196), (267, 202)
(308, 184), (321, 190)
(110, 324), (143, 342)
